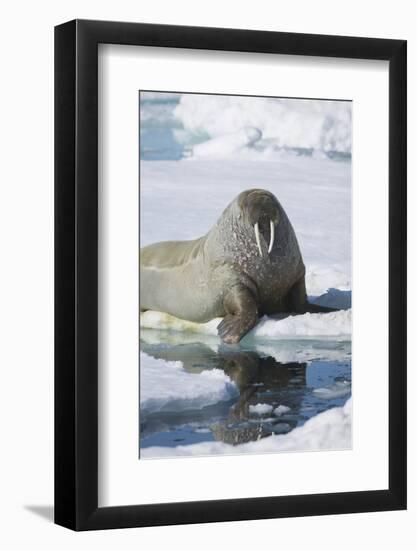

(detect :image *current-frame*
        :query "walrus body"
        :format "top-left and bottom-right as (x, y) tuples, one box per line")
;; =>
(140, 189), (333, 343)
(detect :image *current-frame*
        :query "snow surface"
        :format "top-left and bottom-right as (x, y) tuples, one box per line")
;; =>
(191, 127), (262, 159)
(172, 94), (351, 156)
(140, 352), (238, 414)
(142, 398), (352, 458)
(140, 309), (351, 340)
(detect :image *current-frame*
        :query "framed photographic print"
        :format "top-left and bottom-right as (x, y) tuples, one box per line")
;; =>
(55, 19), (406, 530)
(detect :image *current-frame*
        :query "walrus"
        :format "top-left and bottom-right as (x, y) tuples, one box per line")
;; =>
(140, 189), (335, 344)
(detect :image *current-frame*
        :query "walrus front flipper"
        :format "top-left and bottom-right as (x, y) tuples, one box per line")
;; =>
(217, 284), (258, 344)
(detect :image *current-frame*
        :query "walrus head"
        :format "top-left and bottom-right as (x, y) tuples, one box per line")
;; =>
(237, 189), (281, 257)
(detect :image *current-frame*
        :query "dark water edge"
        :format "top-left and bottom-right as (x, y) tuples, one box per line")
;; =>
(139, 335), (351, 452)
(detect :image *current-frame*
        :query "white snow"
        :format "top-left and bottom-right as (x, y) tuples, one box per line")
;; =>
(140, 309), (351, 340)
(249, 403), (274, 415)
(251, 310), (351, 338)
(191, 127), (262, 158)
(174, 94), (351, 155)
(140, 352), (238, 414)
(141, 398), (352, 458)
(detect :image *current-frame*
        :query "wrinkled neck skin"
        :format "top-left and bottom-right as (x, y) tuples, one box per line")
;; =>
(203, 195), (305, 299)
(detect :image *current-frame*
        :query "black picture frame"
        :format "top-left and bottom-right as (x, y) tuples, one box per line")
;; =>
(55, 19), (407, 531)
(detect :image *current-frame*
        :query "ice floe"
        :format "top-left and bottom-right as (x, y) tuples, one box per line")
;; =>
(142, 398), (352, 457)
(313, 380), (352, 400)
(249, 403), (274, 415)
(273, 405), (291, 416)
(174, 94), (351, 156)
(140, 352), (238, 414)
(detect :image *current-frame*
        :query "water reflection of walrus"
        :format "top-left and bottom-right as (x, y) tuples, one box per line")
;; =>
(140, 340), (306, 391)
(140, 341), (306, 445)
(211, 353), (307, 445)
(140, 189), (335, 344)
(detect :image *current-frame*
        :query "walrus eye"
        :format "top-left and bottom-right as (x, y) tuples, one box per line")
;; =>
(253, 219), (275, 257)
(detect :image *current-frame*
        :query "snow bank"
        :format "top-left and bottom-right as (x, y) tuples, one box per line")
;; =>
(140, 309), (351, 340)
(174, 94), (351, 157)
(140, 352), (238, 414)
(142, 398), (352, 457)
(191, 127), (262, 159)
(252, 310), (351, 339)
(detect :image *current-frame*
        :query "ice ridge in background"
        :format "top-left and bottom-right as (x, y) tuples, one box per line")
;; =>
(140, 92), (351, 161)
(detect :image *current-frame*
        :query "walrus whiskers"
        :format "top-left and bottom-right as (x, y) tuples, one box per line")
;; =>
(254, 222), (263, 257)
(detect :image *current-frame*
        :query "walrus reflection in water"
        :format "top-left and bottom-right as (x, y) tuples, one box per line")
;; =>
(140, 340), (306, 445)
(140, 189), (336, 344)
(213, 351), (307, 445)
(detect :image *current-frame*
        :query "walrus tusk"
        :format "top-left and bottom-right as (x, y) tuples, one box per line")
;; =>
(254, 222), (263, 257)
(268, 219), (275, 254)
